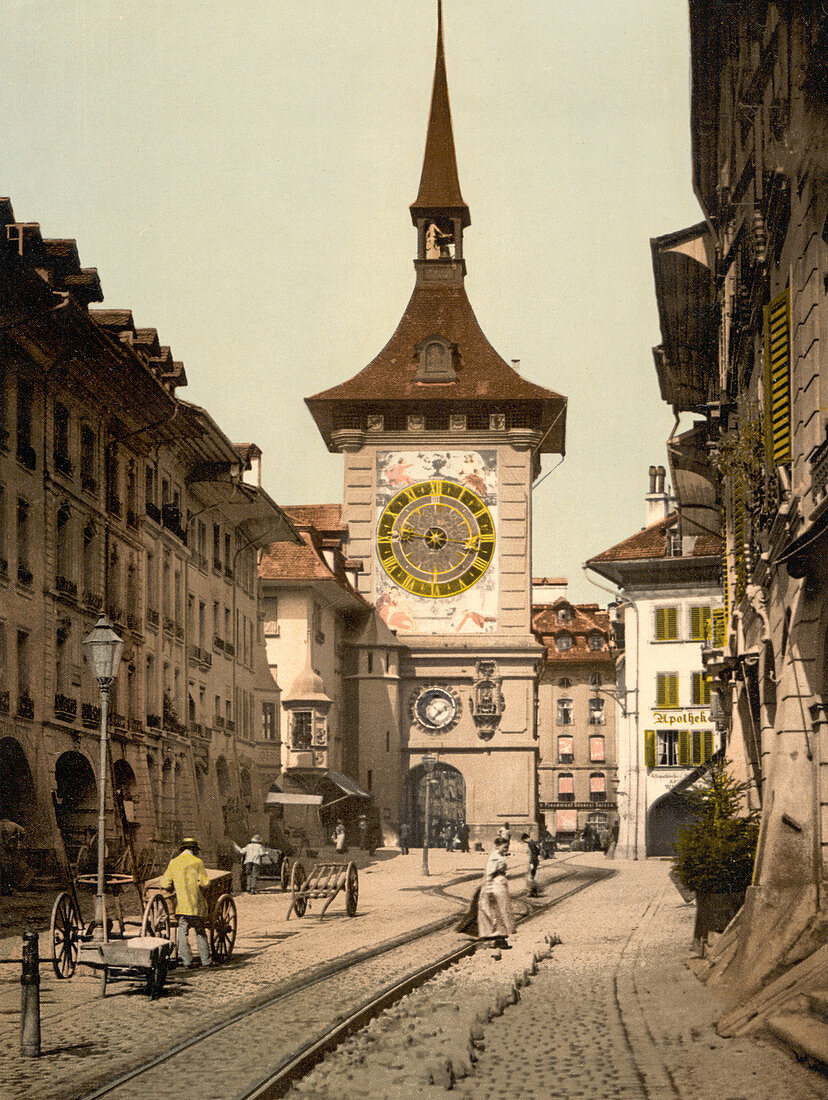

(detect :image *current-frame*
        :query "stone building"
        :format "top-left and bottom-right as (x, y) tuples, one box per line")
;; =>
(586, 467), (722, 859)
(302, 2), (567, 847)
(644, 0), (828, 1011)
(531, 585), (618, 846)
(0, 199), (298, 874)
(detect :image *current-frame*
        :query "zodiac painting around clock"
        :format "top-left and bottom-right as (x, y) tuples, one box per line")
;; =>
(374, 450), (498, 635)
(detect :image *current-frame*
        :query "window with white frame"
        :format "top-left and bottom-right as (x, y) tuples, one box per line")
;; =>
(557, 697), (573, 725)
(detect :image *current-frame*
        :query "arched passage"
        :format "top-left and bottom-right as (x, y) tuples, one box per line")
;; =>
(404, 761), (466, 847)
(647, 789), (694, 857)
(55, 751), (98, 859)
(0, 738), (36, 830)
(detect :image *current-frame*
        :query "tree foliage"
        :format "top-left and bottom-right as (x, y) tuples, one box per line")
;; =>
(673, 760), (760, 894)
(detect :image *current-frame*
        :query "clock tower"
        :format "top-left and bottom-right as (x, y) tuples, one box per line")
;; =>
(306, 2), (567, 844)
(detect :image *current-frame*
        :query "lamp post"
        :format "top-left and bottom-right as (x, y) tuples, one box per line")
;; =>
(421, 753), (437, 877)
(82, 615), (124, 941)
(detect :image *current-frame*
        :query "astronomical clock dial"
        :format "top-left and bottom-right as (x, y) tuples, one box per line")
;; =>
(376, 479), (495, 599)
(410, 685), (461, 732)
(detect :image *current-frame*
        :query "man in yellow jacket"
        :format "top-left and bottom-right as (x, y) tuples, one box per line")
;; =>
(160, 837), (211, 968)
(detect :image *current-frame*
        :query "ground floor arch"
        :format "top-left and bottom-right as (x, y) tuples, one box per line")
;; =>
(54, 750), (98, 864)
(404, 761), (466, 847)
(647, 789), (694, 857)
(0, 737), (36, 831)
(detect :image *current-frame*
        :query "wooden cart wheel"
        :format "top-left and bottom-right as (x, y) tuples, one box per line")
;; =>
(141, 893), (172, 940)
(280, 856), (291, 892)
(50, 891), (81, 979)
(210, 894), (237, 962)
(345, 861), (359, 917)
(146, 952), (169, 999)
(290, 861), (307, 917)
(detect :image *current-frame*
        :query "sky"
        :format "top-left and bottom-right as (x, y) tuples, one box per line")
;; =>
(2, 0), (703, 605)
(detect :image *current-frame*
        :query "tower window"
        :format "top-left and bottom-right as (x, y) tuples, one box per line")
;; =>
(415, 335), (456, 383)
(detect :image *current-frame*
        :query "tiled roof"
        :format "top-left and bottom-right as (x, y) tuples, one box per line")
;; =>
(307, 285), (563, 408)
(531, 598), (614, 664)
(587, 513), (720, 564)
(284, 504), (346, 533)
(259, 530), (340, 582)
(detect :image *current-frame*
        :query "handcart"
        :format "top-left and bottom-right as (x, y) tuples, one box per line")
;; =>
(286, 860), (358, 920)
(49, 873), (173, 997)
(250, 846), (293, 891)
(141, 868), (237, 963)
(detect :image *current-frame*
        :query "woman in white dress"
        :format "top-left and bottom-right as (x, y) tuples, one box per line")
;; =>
(477, 836), (515, 947)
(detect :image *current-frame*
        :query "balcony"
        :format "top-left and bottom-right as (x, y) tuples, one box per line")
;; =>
(161, 504), (186, 544)
(213, 557), (223, 574)
(163, 616), (176, 634)
(17, 694), (34, 720)
(146, 607), (159, 628)
(126, 509), (139, 530)
(145, 501), (161, 523)
(108, 605), (126, 629)
(0, 427), (8, 451)
(83, 590), (103, 611)
(174, 625), (184, 643)
(82, 703), (101, 728)
(17, 442), (36, 470)
(189, 644), (203, 664)
(224, 566), (234, 581)
(110, 711), (128, 732)
(226, 719), (236, 733)
(54, 450), (73, 477)
(196, 553), (209, 572)
(54, 693), (77, 722)
(0, 558), (8, 580)
(126, 612), (142, 633)
(55, 575), (78, 600)
(224, 642), (235, 657)
(81, 473), (98, 496)
(17, 564), (33, 588)
(107, 494), (122, 518)
(201, 651), (212, 668)
(213, 635), (225, 652)
(214, 715), (225, 729)
(129, 718), (144, 734)
(0, 691), (9, 715)
(146, 713), (162, 730)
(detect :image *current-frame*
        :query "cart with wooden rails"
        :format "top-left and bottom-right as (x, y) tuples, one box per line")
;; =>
(286, 860), (358, 920)
(140, 868), (237, 963)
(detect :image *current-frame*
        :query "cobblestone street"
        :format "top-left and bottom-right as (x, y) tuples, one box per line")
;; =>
(1, 852), (825, 1099)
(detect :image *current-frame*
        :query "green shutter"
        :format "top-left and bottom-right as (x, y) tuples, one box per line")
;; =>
(702, 729), (714, 763)
(668, 674), (678, 708)
(764, 286), (792, 465)
(691, 672), (710, 706)
(690, 606), (711, 641)
(644, 729), (656, 768)
(656, 607), (678, 641)
(678, 729), (691, 766)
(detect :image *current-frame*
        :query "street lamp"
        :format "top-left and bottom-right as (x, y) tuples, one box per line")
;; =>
(82, 615), (124, 941)
(421, 753), (437, 877)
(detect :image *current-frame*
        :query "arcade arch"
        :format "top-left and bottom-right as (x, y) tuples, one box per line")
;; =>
(404, 761), (466, 847)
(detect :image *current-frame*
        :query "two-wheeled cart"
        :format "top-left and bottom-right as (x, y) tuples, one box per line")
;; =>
(286, 860), (358, 920)
(141, 868), (237, 963)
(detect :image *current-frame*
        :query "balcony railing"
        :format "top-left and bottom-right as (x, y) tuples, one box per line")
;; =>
(226, 719), (236, 733)
(145, 501), (161, 523)
(126, 509), (139, 530)
(146, 713), (162, 729)
(213, 635), (225, 652)
(224, 566), (234, 581)
(161, 504), (187, 544)
(214, 715), (225, 729)
(83, 590), (104, 611)
(224, 642), (235, 657)
(0, 427), (8, 451)
(81, 473), (98, 496)
(129, 718), (144, 734)
(163, 616), (176, 634)
(82, 703), (101, 728)
(0, 558), (8, 580)
(55, 575), (78, 599)
(213, 557), (223, 573)
(174, 625), (184, 642)
(146, 607), (159, 628)
(196, 553), (209, 572)
(17, 694), (34, 720)
(17, 442), (36, 470)
(54, 693), (77, 721)
(0, 691), (9, 715)
(107, 494), (122, 518)
(110, 711), (128, 731)
(108, 605), (125, 628)
(126, 612), (142, 633)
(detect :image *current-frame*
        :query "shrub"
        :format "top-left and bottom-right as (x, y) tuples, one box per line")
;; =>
(673, 760), (760, 894)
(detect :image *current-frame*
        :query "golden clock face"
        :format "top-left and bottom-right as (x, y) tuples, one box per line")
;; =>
(376, 479), (495, 598)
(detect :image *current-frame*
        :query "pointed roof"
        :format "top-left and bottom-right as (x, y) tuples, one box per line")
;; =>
(410, 0), (470, 228)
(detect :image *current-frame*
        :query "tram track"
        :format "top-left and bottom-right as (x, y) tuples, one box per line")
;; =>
(79, 863), (612, 1100)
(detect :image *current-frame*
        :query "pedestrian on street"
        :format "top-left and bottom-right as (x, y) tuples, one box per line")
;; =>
(160, 837), (211, 969)
(477, 835), (515, 949)
(358, 814), (368, 850)
(443, 823), (453, 852)
(399, 822), (410, 854)
(458, 821), (470, 853)
(496, 821), (511, 854)
(233, 834), (268, 894)
(540, 827), (556, 860)
(521, 831), (540, 896)
(333, 821), (347, 853)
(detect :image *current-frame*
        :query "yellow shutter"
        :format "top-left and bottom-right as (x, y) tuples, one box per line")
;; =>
(692, 672), (711, 705)
(657, 673), (679, 708)
(764, 286), (792, 465)
(644, 729), (656, 768)
(712, 608), (728, 648)
(656, 607), (678, 640)
(690, 606), (711, 641)
(702, 729), (714, 763)
(678, 729), (691, 765)
(734, 483), (747, 604)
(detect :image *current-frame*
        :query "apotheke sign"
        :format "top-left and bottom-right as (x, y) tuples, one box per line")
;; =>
(652, 710), (711, 726)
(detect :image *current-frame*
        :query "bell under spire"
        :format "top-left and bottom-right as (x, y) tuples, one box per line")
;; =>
(410, 0), (470, 231)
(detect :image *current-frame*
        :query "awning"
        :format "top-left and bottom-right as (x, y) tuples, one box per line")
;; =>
(264, 791), (324, 806)
(325, 771), (371, 799)
(667, 422), (720, 538)
(774, 506), (828, 579)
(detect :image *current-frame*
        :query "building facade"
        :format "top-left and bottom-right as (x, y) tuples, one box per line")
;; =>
(0, 200), (299, 875)
(586, 467), (722, 859)
(303, 4), (567, 847)
(647, 1), (828, 1004)
(532, 586), (618, 845)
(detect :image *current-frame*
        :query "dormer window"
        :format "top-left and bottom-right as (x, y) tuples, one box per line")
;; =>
(415, 335), (457, 383)
(556, 634), (572, 652)
(557, 607), (572, 622)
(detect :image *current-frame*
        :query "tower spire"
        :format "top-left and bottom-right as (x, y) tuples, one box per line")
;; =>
(410, 0), (470, 230)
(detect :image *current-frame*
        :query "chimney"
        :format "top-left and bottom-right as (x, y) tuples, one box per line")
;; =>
(645, 464), (671, 525)
(511, 359), (521, 373)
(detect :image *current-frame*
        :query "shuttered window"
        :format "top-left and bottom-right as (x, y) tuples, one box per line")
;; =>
(644, 729), (656, 768)
(712, 608), (728, 648)
(589, 735), (605, 762)
(692, 672), (711, 705)
(692, 729), (714, 765)
(690, 606), (711, 642)
(734, 483), (747, 604)
(655, 607), (678, 641)
(764, 285), (792, 465)
(656, 673), (679, 708)
(678, 729), (691, 765)
(557, 735), (574, 763)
